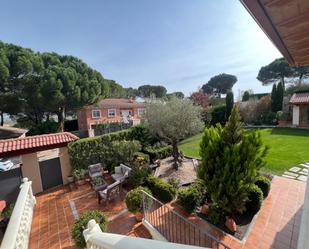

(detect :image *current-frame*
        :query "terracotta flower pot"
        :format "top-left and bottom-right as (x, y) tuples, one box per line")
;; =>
(225, 216), (237, 233)
(201, 203), (210, 215)
(67, 175), (74, 183)
(135, 212), (144, 222)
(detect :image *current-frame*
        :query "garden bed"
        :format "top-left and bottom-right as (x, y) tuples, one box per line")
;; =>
(156, 157), (197, 186)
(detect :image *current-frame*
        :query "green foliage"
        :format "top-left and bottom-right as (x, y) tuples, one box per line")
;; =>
(133, 152), (150, 165)
(225, 91), (234, 119)
(206, 205), (225, 225)
(68, 129), (140, 172)
(255, 176), (271, 198)
(143, 145), (172, 162)
(72, 210), (108, 248)
(125, 187), (152, 213)
(128, 163), (152, 188)
(1, 203), (14, 220)
(138, 85), (167, 98)
(276, 111), (288, 121)
(286, 83), (309, 95)
(245, 185), (263, 214)
(178, 181), (207, 214)
(146, 176), (176, 203)
(198, 107), (268, 215)
(166, 92), (185, 99)
(202, 73), (237, 95)
(242, 91), (250, 101)
(271, 83), (283, 112)
(129, 124), (159, 148)
(210, 105), (226, 125)
(72, 168), (87, 181)
(27, 120), (60, 135)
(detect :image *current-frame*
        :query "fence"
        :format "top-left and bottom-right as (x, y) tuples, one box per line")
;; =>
(142, 191), (230, 249)
(1, 178), (36, 249)
(93, 121), (133, 136)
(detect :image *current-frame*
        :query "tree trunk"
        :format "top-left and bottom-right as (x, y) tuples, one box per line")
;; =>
(172, 141), (180, 170)
(281, 76), (285, 90)
(0, 112), (3, 126)
(58, 107), (65, 132)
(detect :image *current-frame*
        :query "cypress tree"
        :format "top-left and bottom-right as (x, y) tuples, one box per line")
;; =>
(271, 84), (277, 112)
(276, 82), (284, 111)
(198, 107), (268, 215)
(225, 91), (234, 119)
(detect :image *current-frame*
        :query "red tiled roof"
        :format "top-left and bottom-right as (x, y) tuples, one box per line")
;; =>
(290, 92), (309, 104)
(83, 98), (145, 109)
(0, 132), (79, 156)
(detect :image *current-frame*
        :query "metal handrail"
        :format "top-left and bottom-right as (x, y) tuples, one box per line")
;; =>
(141, 190), (230, 249)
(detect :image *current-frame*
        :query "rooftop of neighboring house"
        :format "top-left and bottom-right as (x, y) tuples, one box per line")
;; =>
(290, 91), (309, 105)
(0, 126), (28, 140)
(81, 98), (145, 110)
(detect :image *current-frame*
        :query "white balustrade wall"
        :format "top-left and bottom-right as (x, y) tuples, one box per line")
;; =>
(83, 219), (209, 249)
(1, 178), (36, 249)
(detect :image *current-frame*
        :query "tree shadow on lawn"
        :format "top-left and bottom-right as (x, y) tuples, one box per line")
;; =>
(270, 127), (309, 137)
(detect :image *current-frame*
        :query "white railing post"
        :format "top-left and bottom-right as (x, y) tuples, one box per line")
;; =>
(1, 177), (36, 249)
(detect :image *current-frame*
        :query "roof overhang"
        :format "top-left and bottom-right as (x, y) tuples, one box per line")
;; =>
(241, 0), (309, 66)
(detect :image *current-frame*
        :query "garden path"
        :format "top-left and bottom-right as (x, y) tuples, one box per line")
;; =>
(282, 162), (309, 182)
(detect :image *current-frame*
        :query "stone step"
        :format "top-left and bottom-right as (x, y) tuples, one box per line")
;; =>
(283, 171), (299, 177)
(297, 175), (308, 182)
(282, 174), (296, 179)
(289, 166), (301, 172)
(300, 164), (309, 169)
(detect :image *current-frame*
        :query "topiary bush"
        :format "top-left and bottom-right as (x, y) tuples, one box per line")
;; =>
(255, 176), (271, 198)
(125, 186), (152, 213)
(146, 176), (176, 203)
(178, 181), (207, 214)
(144, 145), (173, 162)
(72, 210), (108, 248)
(245, 185), (263, 214)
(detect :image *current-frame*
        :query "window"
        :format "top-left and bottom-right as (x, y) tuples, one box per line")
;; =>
(92, 110), (101, 118)
(108, 109), (116, 118)
(138, 108), (146, 117)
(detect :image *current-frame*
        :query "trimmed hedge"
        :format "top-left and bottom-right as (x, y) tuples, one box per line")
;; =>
(129, 124), (159, 148)
(246, 185), (263, 214)
(144, 145), (173, 162)
(255, 176), (271, 198)
(146, 176), (177, 203)
(68, 129), (140, 171)
(72, 210), (108, 248)
(178, 181), (207, 214)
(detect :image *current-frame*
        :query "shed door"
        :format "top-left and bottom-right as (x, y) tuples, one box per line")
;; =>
(39, 157), (63, 191)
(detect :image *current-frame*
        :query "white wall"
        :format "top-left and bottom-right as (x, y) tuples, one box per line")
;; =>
(293, 105), (300, 126)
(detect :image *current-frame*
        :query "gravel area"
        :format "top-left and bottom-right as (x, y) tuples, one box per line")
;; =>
(157, 156), (198, 186)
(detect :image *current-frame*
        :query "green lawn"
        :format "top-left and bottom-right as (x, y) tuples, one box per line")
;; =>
(179, 128), (309, 175)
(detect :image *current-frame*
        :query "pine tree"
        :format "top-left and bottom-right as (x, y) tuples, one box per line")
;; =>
(198, 106), (268, 215)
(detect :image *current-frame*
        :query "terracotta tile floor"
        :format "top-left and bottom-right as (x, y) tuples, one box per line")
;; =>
(29, 176), (305, 249)
(164, 176), (305, 249)
(29, 180), (151, 249)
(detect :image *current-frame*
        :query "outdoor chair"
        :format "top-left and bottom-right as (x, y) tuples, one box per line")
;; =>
(88, 163), (104, 180)
(98, 180), (121, 204)
(111, 164), (131, 183)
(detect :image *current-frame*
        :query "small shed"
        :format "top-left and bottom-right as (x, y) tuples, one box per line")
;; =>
(290, 92), (309, 128)
(0, 132), (79, 194)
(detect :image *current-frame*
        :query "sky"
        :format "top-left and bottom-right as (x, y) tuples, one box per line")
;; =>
(0, 0), (282, 98)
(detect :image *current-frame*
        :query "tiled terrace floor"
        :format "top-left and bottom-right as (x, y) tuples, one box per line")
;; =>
(29, 179), (151, 249)
(29, 176), (305, 249)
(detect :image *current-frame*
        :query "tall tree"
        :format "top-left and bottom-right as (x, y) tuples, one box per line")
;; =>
(138, 85), (167, 98)
(125, 87), (139, 98)
(225, 91), (234, 118)
(271, 84), (277, 112)
(146, 97), (204, 169)
(202, 73), (237, 96)
(166, 92), (184, 99)
(257, 58), (293, 89)
(276, 82), (284, 111)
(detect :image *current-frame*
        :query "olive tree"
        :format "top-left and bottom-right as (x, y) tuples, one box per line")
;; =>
(145, 97), (204, 169)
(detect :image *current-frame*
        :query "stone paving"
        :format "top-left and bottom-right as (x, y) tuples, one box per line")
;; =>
(282, 162), (309, 181)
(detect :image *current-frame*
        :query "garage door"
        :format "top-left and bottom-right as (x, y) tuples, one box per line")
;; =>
(39, 157), (63, 191)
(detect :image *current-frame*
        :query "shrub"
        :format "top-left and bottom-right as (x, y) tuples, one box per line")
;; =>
(128, 163), (152, 188)
(125, 187), (152, 213)
(72, 210), (108, 248)
(72, 168), (87, 181)
(210, 105), (226, 125)
(133, 152), (150, 165)
(255, 176), (271, 198)
(206, 204), (225, 225)
(129, 124), (159, 148)
(146, 176), (176, 203)
(245, 185), (263, 214)
(167, 177), (181, 189)
(178, 181), (207, 214)
(144, 145), (172, 162)
(27, 120), (60, 135)
(1, 203), (14, 220)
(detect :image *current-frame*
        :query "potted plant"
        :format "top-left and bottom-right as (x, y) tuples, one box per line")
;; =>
(125, 186), (152, 221)
(67, 175), (74, 183)
(72, 169), (87, 186)
(225, 216), (237, 233)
